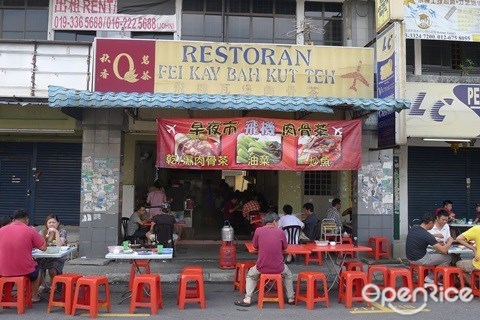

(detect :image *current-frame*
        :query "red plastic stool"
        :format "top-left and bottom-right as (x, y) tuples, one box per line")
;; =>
(178, 270), (206, 309)
(387, 268), (413, 298)
(258, 273), (284, 309)
(129, 260), (151, 290)
(368, 237), (391, 260)
(340, 237), (355, 258)
(295, 271), (329, 310)
(233, 261), (256, 293)
(410, 264), (435, 288)
(47, 273), (82, 315)
(434, 266), (465, 294)
(71, 276), (111, 318)
(0, 276), (32, 314)
(304, 251), (323, 266)
(367, 265), (389, 289)
(182, 266), (203, 273)
(471, 270), (480, 297)
(338, 271), (370, 308)
(343, 261), (364, 272)
(130, 274), (163, 315)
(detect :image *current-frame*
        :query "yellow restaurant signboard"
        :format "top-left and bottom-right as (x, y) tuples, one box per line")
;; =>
(94, 39), (374, 99)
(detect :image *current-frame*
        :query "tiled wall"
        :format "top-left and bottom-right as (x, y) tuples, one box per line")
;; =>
(79, 109), (125, 258)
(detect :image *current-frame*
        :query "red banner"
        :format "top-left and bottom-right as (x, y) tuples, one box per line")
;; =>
(157, 118), (362, 171)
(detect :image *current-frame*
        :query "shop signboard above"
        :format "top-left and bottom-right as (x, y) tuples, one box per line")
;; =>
(404, 0), (480, 42)
(406, 82), (480, 138)
(156, 117), (361, 171)
(94, 38), (374, 98)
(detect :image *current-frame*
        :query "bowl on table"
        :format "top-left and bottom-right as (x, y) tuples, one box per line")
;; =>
(60, 246), (70, 251)
(108, 245), (124, 254)
(315, 240), (328, 247)
(46, 246), (61, 254)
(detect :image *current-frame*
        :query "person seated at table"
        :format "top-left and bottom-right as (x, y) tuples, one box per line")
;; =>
(127, 203), (151, 243)
(0, 209), (47, 302)
(428, 210), (451, 243)
(278, 204), (304, 263)
(455, 225), (480, 286)
(0, 215), (11, 228)
(146, 202), (178, 246)
(326, 198), (343, 232)
(234, 212), (295, 307)
(435, 200), (455, 222)
(406, 212), (454, 283)
(241, 192), (261, 234)
(299, 202), (320, 241)
(473, 203), (480, 225)
(37, 214), (68, 292)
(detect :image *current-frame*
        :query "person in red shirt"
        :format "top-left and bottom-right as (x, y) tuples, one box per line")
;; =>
(0, 210), (47, 302)
(234, 212), (294, 307)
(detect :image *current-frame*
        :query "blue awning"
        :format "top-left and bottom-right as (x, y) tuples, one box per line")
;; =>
(48, 86), (410, 113)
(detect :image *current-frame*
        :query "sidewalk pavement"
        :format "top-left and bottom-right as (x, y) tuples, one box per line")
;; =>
(63, 243), (407, 284)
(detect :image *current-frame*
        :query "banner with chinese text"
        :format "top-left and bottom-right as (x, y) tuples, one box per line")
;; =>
(157, 118), (361, 171)
(95, 38), (374, 98)
(404, 0), (480, 42)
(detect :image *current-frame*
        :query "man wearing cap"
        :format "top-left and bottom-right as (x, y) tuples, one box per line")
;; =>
(146, 202), (179, 245)
(234, 212), (295, 307)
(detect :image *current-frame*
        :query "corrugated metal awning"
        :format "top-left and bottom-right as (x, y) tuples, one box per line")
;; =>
(48, 85), (410, 113)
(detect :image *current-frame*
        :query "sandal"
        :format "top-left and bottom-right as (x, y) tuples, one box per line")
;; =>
(234, 300), (252, 307)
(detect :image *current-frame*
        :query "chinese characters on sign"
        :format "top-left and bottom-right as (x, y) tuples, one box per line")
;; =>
(94, 39), (374, 99)
(52, 0), (176, 32)
(157, 118), (362, 171)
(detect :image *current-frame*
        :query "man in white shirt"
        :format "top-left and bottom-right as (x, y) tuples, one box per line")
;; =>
(278, 204), (304, 263)
(428, 210), (451, 243)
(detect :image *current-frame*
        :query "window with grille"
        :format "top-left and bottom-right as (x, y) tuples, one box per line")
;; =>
(304, 171), (338, 196)
(304, 1), (343, 46)
(0, 0), (48, 40)
(182, 0), (296, 44)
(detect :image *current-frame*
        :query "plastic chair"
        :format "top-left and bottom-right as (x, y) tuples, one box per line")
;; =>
(154, 223), (175, 256)
(178, 269), (206, 309)
(295, 271), (330, 310)
(338, 271), (369, 308)
(233, 262), (256, 293)
(368, 237), (391, 260)
(282, 225), (302, 245)
(121, 217), (130, 241)
(0, 276), (32, 314)
(47, 273), (82, 315)
(71, 276), (111, 318)
(321, 219), (342, 243)
(130, 274), (163, 314)
(343, 260), (364, 272)
(387, 268), (413, 297)
(257, 274), (284, 309)
(340, 237), (355, 258)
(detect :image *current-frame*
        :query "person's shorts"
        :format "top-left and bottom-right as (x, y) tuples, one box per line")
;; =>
(132, 227), (149, 238)
(28, 264), (40, 282)
(456, 259), (478, 273)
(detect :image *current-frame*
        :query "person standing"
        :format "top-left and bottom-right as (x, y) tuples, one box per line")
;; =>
(435, 200), (455, 222)
(455, 225), (480, 286)
(234, 212), (295, 307)
(37, 214), (68, 291)
(300, 202), (320, 241)
(0, 210), (47, 302)
(406, 212), (453, 283)
(146, 180), (167, 217)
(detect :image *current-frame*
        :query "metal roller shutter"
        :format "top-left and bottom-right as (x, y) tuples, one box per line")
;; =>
(408, 146), (467, 224)
(35, 143), (82, 226)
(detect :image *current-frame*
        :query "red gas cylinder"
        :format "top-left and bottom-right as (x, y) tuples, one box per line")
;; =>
(219, 241), (236, 269)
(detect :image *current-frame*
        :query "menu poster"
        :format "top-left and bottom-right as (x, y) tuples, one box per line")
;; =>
(157, 117), (361, 171)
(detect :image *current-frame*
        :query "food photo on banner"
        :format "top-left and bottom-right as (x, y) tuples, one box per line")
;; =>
(156, 117), (361, 171)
